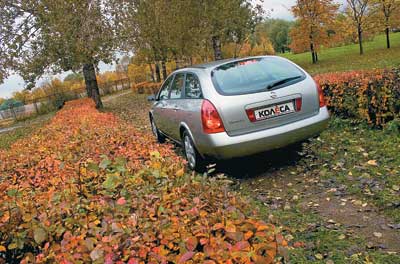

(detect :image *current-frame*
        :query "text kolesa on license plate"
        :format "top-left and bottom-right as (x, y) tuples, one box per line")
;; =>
(254, 102), (295, 121)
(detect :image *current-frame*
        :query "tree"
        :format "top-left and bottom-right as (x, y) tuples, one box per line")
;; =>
(290, 0), (339, 63)
(259, 19), (293, 53)
(64, 73), (84, 82)
(372, 0), (400, 48)
(346, 0), (371, 55)
(200, 0), (263, 61)
(116, 0), (263, 67)
(116, 55), (131, 77)
(12, 90), (31, 104)
(0, 0), (118, 108)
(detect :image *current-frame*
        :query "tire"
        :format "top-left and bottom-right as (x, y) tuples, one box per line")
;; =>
(182, 131), (206, 172)
(150, 117), (166, 143)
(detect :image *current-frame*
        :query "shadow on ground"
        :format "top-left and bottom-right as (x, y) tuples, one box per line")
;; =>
(213, 143), (304, 179)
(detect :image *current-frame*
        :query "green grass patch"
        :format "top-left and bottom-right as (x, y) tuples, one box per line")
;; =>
(281, 33), (400, 74)
(242, 185), (400, 264)
(0, 113), (54, 149)
(309, 118), (400, 222)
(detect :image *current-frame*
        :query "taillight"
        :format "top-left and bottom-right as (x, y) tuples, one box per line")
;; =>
(315, 81), (326, 107)
(201, 100), (225, 134)
(295, 98), (302, 112)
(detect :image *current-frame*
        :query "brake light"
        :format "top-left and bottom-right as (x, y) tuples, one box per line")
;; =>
(295, 98), (302, 111)
(201, 100), (225, 134)
(315, 81), (326, 107)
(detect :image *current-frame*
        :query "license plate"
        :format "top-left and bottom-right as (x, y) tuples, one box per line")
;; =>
(253, 101), (295, 121)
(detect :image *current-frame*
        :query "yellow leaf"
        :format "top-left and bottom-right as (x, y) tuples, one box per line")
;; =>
(0, 245), (6, 252)
(367, 160), (378, 166)
(176, 168), (184, 177)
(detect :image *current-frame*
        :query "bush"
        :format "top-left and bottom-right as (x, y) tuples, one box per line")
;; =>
(132, 82), (162, 95)
(0, 99), (281, 263)
(314, 68), (400, 126)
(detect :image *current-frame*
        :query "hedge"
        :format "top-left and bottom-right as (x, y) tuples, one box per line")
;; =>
(314, 68), (400, 126)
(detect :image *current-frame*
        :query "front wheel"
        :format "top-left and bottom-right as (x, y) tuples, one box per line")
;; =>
(182, 131), (206, 172)
(150, 117), (166, 143)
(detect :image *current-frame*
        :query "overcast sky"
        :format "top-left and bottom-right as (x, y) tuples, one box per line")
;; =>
(0, 0), (348, 98)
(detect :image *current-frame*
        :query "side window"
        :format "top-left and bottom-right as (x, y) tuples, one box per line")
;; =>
(158, 76), (173, 100)
(169, 73), (185, 99)
(185, 73), (202, 99)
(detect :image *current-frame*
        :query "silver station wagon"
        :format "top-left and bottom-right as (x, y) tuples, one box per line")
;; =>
(148, 56), (330, 171)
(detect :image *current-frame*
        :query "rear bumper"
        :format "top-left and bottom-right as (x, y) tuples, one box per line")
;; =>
(196, 107), (330, 159)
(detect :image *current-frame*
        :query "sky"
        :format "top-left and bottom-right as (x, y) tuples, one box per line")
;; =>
(0, 0), (347, 99)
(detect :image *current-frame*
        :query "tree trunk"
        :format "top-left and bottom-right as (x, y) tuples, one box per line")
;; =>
(83, 63), (103, 109)
(161, 60), (167, 80)
(148, 63), (155, 82)
(175, 57), (180, 70)
(155, 62), (161, 83)
(310, 42), (316, 64)
(385, 26), (390, 49)
(212, 35), (223, 61)
(358, 25), (364, 55)
(281, 47), (285, 54)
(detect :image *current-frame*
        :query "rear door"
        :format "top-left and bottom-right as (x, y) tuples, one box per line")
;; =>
(153, 75), (174, 134)
(165, 72), (185, 140)
(176, 72), (204, 140)
(211, 57), (320, 136)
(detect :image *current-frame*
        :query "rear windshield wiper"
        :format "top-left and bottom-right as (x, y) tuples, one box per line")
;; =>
(265, 76), (303, 90)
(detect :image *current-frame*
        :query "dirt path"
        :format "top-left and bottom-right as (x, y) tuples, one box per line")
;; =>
(219, 147), (400, 254)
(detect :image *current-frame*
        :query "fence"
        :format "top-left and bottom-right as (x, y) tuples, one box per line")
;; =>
(0, 78), (131, 122)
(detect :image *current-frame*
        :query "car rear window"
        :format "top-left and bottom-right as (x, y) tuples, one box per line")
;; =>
(211, 57), (305, 95)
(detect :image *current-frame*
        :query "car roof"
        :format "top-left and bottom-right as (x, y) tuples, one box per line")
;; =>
(184, 56), (275, 71)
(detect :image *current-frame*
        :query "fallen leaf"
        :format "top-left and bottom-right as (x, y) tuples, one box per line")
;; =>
(178, 251), (195, 263)
(373, 232), (382, 238)
(367, 160), (378, 166)
(34, 227), (47, 244)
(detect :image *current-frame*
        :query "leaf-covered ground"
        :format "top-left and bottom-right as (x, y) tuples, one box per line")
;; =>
(0, 98), (280, 263)
(105, 92), (400, 263)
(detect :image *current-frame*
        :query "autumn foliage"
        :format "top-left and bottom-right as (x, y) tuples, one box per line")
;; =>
(0, 99), (279, 263)
(132, 82), (162, 95)
(315, 68), (400, 126)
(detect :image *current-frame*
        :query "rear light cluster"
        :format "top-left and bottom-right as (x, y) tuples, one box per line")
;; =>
(315, 81), (326, 107)
(201, 100), (225, 134)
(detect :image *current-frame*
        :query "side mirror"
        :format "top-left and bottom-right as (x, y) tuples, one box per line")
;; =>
(147, 95), (156, 102)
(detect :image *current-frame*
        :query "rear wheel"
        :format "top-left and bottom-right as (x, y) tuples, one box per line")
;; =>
(150, 117), (166, 143)
(182, 131), (206, 172)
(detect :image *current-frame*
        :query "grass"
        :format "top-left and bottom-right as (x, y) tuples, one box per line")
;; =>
(311, 118), (400, 222)
(238, 117), (400, 263)
(0, 113), (54, 149)
(280, 33), (400, 75)
(248, 197), (400, 264)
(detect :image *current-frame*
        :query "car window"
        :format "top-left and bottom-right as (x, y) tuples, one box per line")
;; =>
(185, 73), (202, 99)
(169, 73), (185, 99)
(211, 57), (305, 95)
(158, 75), (173, 100)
